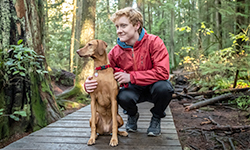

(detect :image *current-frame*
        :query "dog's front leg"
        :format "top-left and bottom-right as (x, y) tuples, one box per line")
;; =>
(109, 97), (118, 147)
(88, 95), (97, 146)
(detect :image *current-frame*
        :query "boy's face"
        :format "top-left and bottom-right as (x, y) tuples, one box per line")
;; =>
(115, 16), (139, 45)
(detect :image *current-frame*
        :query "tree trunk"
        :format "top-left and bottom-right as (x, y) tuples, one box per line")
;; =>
(69, 0), (76, 73)
(137, 0), (145, 24)
(236, 0), (246, 51)
(57, 0), (96, 99)
(215, 0), (222, 49)
(118, 0), (132, 9)
(170, 0), (175, 69)
(197, 0), (202, 52)
(107, 0), (113, 44)
(75, 0), (96, 93)
(0, 0), (63, 140)
(137, 0), (143, 12)
(148, 2), (151, 33)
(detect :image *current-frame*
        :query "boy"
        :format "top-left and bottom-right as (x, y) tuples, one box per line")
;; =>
(84, 7), (174, 136)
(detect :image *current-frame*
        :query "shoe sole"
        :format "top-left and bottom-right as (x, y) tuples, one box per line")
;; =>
(126, 128), (137, 132)
(147, 132), (161, 136)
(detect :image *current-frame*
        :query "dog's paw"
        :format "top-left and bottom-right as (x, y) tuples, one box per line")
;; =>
(109, 138), (118, 147)
(118, 130), (128, 137)
(87, 138), (95, 146)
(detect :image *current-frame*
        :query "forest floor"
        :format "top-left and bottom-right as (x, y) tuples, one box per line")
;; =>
(1, 70), (250, 150)
(170, 94), (250, 150)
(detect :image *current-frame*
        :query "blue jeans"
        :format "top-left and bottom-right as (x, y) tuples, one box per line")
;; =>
(117, 80), (174, 118)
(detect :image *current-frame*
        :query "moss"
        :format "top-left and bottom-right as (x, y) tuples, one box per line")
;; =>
(0, 90), (10, 139)
(41, 81), (53, 98)
(75, 93), (90, 105)
(0, 0), (11, 50)
(0, 117), (10, 139)
(30, 74), (47, 131)
(56, 83), (82, 100)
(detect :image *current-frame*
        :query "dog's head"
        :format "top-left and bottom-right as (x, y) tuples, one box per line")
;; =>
(76, 40), (108, 58)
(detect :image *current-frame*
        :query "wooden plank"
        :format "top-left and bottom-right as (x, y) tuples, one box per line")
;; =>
(35, 127), (178, 134)
(29, 131), (179, 140)
(48, 121), (175, 127)
(2, 102), (182, 150)
(3, 143), (182, 150)
(6, 136), (181, 146)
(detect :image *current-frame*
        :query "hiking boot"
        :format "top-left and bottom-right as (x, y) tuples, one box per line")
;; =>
(126, 112), (139, 132)
(147, 116), (161, 136)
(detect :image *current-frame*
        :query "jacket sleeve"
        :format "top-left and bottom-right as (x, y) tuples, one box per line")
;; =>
(129, 36), (170, 86)
(108, 50), (129, 88)
(108, 48), (116, 69)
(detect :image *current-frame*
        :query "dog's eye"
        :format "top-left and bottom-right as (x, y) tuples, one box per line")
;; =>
(88, 43), (92, 46)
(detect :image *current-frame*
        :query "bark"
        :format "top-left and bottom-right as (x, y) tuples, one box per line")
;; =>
(57, 0), (96, 99)
(215, 0), (222, 49)
(137, 0), (145, 26)
(197, 0), (202, 52)
(210, 125), (250, 131)
(185, 93), (234, 111)
(0, 0), (63, 140)
(233, 70), (239, 88)
(170, 0), (175, 68)
(69, 0), (76, 73)
(236, 0), (246, 52)
(148, 2), (151, 33)
(185, 87), (249, 97)
(106, 0), (113, 44)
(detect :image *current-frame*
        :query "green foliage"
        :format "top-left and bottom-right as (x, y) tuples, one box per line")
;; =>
(46, 0), (73, 70)
(95, 0), (118, 50)
(0, 108), (27, 122)
(180, 25), (250, 90)
(234, 95), (250, 110)
(0, 40), (48, 88)
(0, 108), (3, 116)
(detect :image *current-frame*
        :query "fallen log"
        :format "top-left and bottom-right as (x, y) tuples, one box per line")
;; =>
(175, 92), (194, 99)
(185, 93), (233, 111)
(187, 87), (250, 97)
(188, 85), (201, 92)
(210, 125), (250, 131)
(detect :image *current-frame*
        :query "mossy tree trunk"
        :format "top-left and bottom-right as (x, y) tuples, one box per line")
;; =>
(0, 0), (63, 140)
(57, 0), (96, 100)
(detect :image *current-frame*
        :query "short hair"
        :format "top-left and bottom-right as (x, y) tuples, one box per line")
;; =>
(110, 7), (143, 34)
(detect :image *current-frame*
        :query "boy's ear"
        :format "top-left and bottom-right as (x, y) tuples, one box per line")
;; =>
(136, 21), (140, 30)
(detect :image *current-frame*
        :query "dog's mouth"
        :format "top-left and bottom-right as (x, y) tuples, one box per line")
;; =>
(78, 55), (95, 59)
(77, 54), (91, 58)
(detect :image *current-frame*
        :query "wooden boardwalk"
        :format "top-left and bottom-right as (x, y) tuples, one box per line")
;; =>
(2, 102), (182, 150)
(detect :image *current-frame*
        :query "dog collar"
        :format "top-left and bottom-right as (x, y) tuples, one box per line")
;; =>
(94, 64), (112, 77)
(95, 64), (112, 70)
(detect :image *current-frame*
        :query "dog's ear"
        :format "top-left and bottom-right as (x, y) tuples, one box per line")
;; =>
(97, 40), (107, 56)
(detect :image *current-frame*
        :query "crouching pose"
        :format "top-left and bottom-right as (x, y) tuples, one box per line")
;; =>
(85, 7), (174, 137)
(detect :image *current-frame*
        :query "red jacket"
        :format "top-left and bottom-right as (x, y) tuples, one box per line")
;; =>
(108, 29), (170, 86)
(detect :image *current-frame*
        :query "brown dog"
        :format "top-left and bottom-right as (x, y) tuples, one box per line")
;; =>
(76, 40), (128, 147)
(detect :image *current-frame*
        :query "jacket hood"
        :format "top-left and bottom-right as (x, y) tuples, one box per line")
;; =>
(117, 28), (146, 49)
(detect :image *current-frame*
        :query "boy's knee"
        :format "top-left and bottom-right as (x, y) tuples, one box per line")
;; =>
(151, 80), (174, 95)
(117, 90), (135, 105)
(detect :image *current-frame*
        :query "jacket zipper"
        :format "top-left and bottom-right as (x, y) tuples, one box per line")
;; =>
(132, 48), (137, 71)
